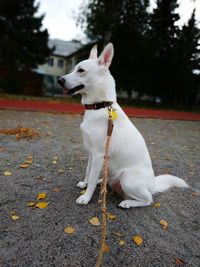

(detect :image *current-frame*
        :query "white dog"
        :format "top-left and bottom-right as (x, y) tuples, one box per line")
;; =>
(58, 43), (188, 208)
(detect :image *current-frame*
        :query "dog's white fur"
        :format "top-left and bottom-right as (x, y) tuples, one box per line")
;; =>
(60, 43), (188, 208)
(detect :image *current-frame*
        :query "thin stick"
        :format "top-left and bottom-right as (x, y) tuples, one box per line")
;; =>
(96, 113), (113, 267)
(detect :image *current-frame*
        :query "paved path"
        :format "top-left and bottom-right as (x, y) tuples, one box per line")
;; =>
(0, 98), (200, 121)
(0, 110), (200, 266)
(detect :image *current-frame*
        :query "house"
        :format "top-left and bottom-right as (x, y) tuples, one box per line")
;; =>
(36, 39), (90, 95)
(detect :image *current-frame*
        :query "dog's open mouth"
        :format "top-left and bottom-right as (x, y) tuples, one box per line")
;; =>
(63, 84), (85, 95)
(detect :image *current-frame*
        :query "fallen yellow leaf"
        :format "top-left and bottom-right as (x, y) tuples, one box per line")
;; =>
(64, 227), (75, 234)
(133, 235), (143, 246)
(24, 159), (33, 164)
(108, 213), (116, 220)
(160, 219), (168, 230)
(10, 211), (20, 220)
(26, 155), (33, 160)
(154, 202), (161, 208)
(118, 240), (125, 246)
(52, 160), (58, 164)
(103, 243), (110, 253)
(89, 217), (100, 226)
(36, 202), (49, 209)
(20, 163), (29, 168)
(27, 201), (36, 207)
(3, 171), (12, 176)
(58, 169), (64, 173)
(36, 192), (47, 200)
(11, 215), (20, 220)
(80, 189), (86, 195)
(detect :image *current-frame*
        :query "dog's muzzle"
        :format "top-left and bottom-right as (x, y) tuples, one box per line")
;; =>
(57, 77), (65, 87)
(57, 78), (85, 95)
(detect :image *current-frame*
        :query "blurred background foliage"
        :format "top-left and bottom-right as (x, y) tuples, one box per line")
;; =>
(77, 0), (200, 109)
(0, 0), (52, 95)
(0, 0), (200, 109)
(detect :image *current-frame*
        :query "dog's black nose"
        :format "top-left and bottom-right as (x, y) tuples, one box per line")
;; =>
(57, 77), (65, 87)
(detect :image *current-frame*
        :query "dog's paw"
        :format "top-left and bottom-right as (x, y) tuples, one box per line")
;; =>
(77, 181), (87, 189)
(76, 194), (90, 205)
(119, 200), (132, 209)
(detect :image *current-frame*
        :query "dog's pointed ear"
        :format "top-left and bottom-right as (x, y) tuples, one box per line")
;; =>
(89, 45), (98, 59)
(98, 43), (114, 68)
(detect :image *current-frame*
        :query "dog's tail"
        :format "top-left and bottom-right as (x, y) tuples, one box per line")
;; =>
(154, 175), (189, 194)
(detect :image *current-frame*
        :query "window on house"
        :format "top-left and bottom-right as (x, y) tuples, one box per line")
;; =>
(48, 58), (54, 66)
(58, 59), (64, 68)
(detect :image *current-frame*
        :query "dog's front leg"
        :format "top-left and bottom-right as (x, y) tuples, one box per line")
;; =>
(76, 154), (104, 205)
(77, 154), (92, 189)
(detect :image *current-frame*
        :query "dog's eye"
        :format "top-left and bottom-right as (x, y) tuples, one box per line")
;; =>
(77, 68), (85, 73)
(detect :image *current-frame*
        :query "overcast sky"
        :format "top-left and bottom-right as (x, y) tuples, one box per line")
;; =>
(37, 0), (200, 41)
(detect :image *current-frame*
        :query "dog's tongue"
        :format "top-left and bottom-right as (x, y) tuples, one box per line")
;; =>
(63, 84), (85, 95)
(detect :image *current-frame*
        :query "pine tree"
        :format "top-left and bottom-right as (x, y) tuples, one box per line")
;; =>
(174, 10), (200, 107)
(77, 0), (150, 97)
(147, 0), (181, 105)
(78, 0), (200, 108)
(0, 0), (52, 93)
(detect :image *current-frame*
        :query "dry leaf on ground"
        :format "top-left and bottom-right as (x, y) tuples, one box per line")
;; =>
(36, 192), (47, 200)
(27, 202), (36, 207)
(52, 160), (58, 164)
(192, 192), (197, 197)
(103, 243), (110, 253)
(64, 227), (75, 234)
(80, 189), (86, 195)
(53, 187), (61, 192)
(133, 235), (143, 246)
(36, 202), (49, 209)
(10, 211), (20, 221)
(154, 202), (161, 208)
(107, 213), (116, 220)
(3, 171), (12, 176)
(20, 163), (29, 168)
(175, 258), (185, 265)
(160, 219), (168, 230)
(24, 159), (33, 164)
(118, 240), (125, 246)
(11, 215), (20, 220)
(0, 127), (39, 139)
(89, 217), (100, 226)
(36, 176), (44, 180)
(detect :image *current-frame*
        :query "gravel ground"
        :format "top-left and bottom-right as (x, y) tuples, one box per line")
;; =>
(0, 110), (200, 267)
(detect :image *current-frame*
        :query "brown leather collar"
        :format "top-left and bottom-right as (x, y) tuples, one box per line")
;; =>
(85, 101), (113, 110)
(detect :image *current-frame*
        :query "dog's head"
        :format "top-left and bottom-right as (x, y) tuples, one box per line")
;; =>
(57, 43), (114, 100)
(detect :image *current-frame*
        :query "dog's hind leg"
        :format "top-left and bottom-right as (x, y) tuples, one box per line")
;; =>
(119, 173), (153, 209)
